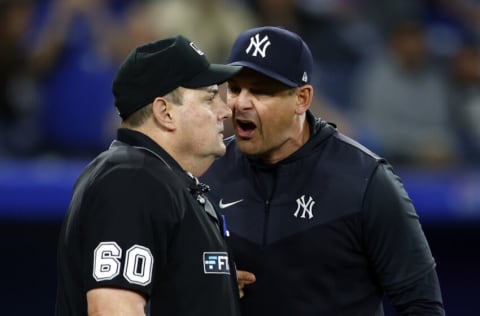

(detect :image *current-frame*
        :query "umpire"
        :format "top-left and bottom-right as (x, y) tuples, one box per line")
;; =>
(55, 35), (242, 316)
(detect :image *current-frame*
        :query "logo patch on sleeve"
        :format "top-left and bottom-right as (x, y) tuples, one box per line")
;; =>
(203, 252), (230, 274)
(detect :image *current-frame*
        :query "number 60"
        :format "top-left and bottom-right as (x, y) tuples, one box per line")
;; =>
(93, 242), (154, 286)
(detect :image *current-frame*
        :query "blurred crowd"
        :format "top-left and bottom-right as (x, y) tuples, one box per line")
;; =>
(1, 0), (479, 168)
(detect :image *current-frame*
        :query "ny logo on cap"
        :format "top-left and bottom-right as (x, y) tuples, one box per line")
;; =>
(245, 33), (271, 58)
(190, 42), (204, 56)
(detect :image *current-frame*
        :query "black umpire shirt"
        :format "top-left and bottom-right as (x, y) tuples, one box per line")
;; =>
(56, 128), (240, 316)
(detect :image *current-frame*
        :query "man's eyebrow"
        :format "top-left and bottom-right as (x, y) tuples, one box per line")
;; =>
(205, 86), (219, 94)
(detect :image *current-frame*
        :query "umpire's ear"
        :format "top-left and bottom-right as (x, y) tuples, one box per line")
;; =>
(152, 97), (176, 132)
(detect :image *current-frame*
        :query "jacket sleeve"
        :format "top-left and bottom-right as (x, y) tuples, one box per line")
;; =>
(362, 163), (445, 315)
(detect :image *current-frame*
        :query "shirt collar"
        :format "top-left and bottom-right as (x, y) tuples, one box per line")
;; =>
(115, 128), (182, 172)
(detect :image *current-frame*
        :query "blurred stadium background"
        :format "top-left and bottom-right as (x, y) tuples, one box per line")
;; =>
(1, 0), (479, 314)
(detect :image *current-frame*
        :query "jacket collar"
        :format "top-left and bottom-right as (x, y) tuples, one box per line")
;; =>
(247, 110), (337, 167)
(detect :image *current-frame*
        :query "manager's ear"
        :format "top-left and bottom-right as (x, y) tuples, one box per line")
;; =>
(295, 85), (313, 115)
(152, 97), (176, 131)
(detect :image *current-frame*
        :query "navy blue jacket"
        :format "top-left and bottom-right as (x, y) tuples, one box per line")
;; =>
(202, 112), (444, 315)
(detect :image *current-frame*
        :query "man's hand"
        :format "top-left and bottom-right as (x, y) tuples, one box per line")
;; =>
(237, 270), (256, 299)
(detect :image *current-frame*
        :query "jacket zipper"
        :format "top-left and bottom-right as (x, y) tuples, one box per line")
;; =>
(262, 199), (271, 246)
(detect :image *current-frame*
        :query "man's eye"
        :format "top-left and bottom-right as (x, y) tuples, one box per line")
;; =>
(228, 86), (240, 94)
(251, 89), (271, 95)
(206, 92), (218, 101)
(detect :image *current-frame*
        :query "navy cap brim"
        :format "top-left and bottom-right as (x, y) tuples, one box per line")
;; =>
(183, 64), (242, 88)
(228, 61), (298, 87)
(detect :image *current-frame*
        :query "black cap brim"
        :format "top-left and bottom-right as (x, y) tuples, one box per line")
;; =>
(182, 64), (242, 88)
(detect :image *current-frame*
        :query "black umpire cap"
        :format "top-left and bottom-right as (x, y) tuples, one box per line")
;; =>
(113, 35), (242, 119)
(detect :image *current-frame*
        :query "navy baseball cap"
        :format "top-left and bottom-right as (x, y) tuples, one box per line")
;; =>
(228, 26), (313, 87)
(113, 35), (242, 119)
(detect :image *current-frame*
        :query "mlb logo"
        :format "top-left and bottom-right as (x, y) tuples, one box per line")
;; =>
(203, 252), (230, 274)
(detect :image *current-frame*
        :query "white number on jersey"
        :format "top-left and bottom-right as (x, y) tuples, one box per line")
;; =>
(93, 242), (154, 286)
(123, 245), (154, 285)
(93, 242), (122, 280)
